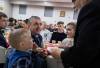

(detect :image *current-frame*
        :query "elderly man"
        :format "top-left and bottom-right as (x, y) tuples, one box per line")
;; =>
(28, 16), (43, 48)
(27, 16), (47, 68)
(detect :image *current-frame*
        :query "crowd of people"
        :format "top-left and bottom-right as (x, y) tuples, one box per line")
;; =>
(0, 0), (100, 68)
(0, 11), (76, 68)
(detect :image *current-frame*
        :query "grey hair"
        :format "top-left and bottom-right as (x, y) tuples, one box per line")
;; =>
(28, 16), (41, 24)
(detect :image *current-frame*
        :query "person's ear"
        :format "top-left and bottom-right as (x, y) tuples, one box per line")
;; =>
(19, 41), (24, 47)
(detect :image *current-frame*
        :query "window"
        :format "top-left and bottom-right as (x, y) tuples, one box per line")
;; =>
(19, 5), (27, 14)
(44, 7), (54, 17)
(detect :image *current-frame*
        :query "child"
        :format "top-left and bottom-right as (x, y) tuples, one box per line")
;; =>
(61, 22), (76, 48)
(6, 28), (34, 68)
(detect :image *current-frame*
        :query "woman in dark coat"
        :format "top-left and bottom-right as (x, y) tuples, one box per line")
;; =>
(50, 0), (100, 68)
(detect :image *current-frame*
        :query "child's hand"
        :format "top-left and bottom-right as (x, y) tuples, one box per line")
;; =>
(36, 48), (48, 57)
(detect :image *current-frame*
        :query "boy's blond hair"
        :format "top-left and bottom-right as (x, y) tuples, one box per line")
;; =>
(9, 28), (30, 49)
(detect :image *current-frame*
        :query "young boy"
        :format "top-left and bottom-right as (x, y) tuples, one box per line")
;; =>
(6, 28), (34, 68)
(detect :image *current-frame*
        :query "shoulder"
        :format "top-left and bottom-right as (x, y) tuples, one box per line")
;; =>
(77, 2), (100, 28)
(13, 57), (31, 68)
(62, 38), (67, 42)
(46, 29), (50, 32)
(52, 32), (60, 36)
(79, 1), (100, 19)
(17, 57), (30, 64)
(92, 0), (100, 8)
(62, 38), (67, 44)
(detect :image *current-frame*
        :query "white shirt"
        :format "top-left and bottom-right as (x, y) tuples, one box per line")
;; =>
(40, 29), (52, 43)
(62, 38), (74, 47)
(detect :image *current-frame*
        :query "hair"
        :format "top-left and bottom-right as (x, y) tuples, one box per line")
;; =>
(9, 28), (29, 48)
(57, 21), (64, 25)
(74, 0), (91, 10)
(28, 16), (41, 24)
(67, 22), (76, 30)
(0, 12), (7, 19)
(9, 18), (14, 22)
(8, 18), (16, 26)
(24, 19), (29, 24)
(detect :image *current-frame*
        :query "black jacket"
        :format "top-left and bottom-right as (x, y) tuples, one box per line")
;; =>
(0, 30), (7, 48)
(61, 1), (100, 68)
(50, 32), (67, 43)
(31, 33), (43, 48)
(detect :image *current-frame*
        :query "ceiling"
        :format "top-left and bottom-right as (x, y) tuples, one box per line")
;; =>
(25, 0), (72, 2)
(10, 0), (74, 8)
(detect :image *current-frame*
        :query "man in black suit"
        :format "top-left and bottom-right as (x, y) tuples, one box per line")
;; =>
(50, 0), (100, 68)
(0, 12), (8, 48)
(0, 12), (8, 67)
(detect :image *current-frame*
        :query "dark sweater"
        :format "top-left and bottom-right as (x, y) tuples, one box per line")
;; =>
(50, 32), (67, 43)
(0, 30), (8, 48)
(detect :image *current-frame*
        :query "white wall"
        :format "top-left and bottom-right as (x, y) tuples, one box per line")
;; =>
(0, 0), (12, 17)
(12, 4), (74, 25)
(12, 5), (44, 19)
(42, 7), (74, 25)
(0, 0), (75, 24)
